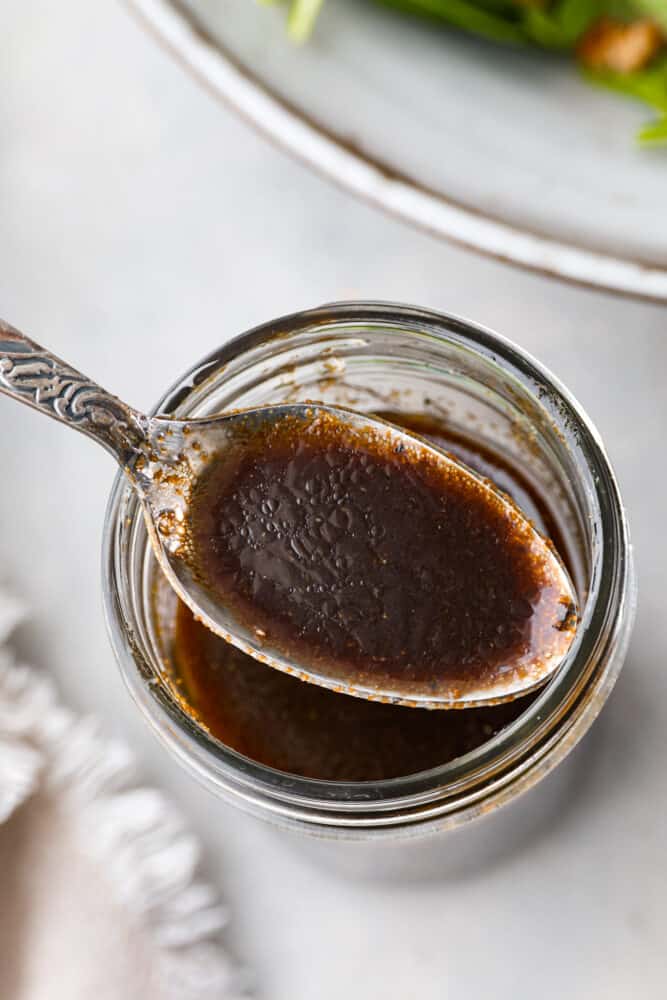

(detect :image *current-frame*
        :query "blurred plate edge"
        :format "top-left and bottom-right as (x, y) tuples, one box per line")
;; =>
(126, 0), (667, 302)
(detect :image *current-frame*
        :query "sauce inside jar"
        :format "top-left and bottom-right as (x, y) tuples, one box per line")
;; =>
(164, 413), (573, 782)
(186, 409), (573, 700)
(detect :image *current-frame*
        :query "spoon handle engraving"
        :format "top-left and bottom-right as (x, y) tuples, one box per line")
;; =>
(0, 319), (149, 466)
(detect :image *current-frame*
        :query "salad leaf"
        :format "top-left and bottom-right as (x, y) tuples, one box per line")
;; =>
(287, 0), (325, 42)
(373, 0), (526, 45)
(584, 54), (667, 144)
(263, 0), (667, 144)
(583, 54), (667, 111)
(260, 0), (324, 42)
(632, 1), (667, 33)
(521, 0), (604, 49)
(638, 115), (667, 142)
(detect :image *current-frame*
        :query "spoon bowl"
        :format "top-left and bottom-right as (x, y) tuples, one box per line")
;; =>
(0, 320), (578, 708)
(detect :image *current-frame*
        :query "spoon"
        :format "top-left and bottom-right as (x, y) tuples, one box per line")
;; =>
(0, 320), (578, 708)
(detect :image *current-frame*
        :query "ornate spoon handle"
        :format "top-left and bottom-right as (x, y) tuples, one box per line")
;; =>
(0, 319), (149, 467)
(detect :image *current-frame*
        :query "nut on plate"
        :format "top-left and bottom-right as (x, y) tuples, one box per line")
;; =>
(578, 17), (664, 74)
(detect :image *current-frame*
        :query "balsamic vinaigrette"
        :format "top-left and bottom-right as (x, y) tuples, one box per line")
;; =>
(167, 414), (575, 782)
(185, 409), (575, 700)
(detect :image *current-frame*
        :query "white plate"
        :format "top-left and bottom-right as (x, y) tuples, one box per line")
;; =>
(128, 0), (667, 300)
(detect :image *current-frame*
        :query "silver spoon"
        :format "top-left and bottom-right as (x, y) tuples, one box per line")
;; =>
(0, 320), (578, 709)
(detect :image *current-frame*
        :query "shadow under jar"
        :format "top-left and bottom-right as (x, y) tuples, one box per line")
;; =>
(103, 303), (635, 845)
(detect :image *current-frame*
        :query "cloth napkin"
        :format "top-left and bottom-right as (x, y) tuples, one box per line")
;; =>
(0, 588), (248, 1000)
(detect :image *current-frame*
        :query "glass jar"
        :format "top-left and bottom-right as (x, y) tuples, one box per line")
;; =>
(103, 302), (636, 847)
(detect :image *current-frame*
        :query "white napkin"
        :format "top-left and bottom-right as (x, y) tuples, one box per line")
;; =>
(0, 589), (248, 1000)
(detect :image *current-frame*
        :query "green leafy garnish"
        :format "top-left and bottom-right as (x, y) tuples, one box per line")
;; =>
(374, 0), (527, 45)
(521, 0), (604, 50)
(287, 0), (325, 42)
(261, 0), (325, 42)
(585, 54), (667, 111)
(638, 115), (667, 141)
(585, 54), (667, 143)
(262, 0), (667, 144)
(632, 0), (667, 33)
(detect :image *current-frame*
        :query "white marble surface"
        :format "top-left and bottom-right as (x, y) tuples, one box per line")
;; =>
(1, 2), (666, 997)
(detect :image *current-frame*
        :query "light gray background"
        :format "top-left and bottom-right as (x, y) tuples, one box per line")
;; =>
(0, 3), (665, 998)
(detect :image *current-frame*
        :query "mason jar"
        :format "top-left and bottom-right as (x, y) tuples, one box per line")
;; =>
(102, 302), (635, 871)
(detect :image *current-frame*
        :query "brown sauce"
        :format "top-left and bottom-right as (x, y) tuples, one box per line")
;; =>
(187, 410), (572, 698)
(167, 413), (573, 781)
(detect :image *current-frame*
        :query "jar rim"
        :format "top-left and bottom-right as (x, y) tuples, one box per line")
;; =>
(102, 302), (635, 833)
